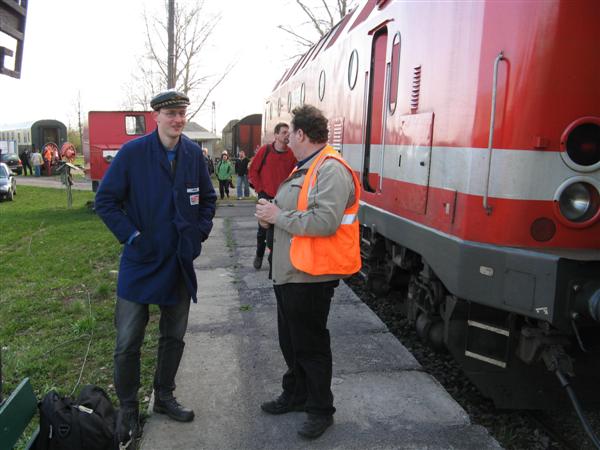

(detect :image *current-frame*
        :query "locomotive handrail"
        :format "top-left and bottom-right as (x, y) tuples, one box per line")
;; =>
(483, 51), (505, 215)
(379, 62), (391, 192)
(361, 72), (370, 187)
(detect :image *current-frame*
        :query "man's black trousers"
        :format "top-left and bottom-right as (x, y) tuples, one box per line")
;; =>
(274, 280), (338, 416)
(114, 283), (190, 409)
(256, 191), (274, 258)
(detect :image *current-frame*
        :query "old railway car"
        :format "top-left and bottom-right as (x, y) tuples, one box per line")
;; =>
(231, 114), (262, 158)
(264, 0), (600, 413)
(0, 120), (67, 153)
(83, 111), (156, 191)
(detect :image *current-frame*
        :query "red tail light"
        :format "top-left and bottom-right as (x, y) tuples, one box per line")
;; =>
(561, 118), (600, 170)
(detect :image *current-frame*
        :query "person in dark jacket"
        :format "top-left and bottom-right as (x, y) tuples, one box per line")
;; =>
(19, 148), (32, 175)
(95, 90), (216, 445)
(202, 147), (214, 175)
(234, 150), (250, 199)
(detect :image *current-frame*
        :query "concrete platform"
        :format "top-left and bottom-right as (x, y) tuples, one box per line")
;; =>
(141, 202), (501, 449)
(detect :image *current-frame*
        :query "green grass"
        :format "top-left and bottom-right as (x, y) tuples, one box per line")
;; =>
(0, 186), (159, 431)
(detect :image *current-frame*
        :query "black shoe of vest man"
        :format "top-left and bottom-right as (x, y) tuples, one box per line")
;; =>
(260, 395), (305, 415)
(153, 395), (195, 422)
(253, 255), (263, 270)
(116, 407), (142, 446)
(297, 414), (334, 439)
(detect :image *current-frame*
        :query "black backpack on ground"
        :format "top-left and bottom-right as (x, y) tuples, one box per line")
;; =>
(36, 385), (116, 450)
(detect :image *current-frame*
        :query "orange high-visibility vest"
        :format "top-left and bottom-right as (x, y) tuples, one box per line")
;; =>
(289, 146), (362, 276)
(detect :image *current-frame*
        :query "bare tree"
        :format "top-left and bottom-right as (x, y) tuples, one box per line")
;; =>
(126, 1), (234, 120)
(279, 0), (359, 50)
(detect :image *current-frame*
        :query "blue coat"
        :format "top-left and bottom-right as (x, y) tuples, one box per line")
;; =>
(95, 131), (216, 305)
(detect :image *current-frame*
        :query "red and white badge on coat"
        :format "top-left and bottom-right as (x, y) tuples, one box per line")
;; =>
(190, 194), (199, 205)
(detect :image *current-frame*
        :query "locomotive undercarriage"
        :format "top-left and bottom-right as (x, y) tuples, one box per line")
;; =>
(359, 225), (600, 410)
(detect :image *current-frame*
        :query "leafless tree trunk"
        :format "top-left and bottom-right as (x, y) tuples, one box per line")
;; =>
(279, 0), (358, 49)
(126, 0), (234, 120)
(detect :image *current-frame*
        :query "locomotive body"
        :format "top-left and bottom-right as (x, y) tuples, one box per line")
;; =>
(265, 0), (600, 409)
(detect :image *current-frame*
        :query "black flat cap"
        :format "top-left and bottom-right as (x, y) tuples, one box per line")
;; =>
(150, 90), (190, 110)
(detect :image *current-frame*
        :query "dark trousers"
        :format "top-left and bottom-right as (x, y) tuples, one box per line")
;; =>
(114, 285), (191, 409)
(274, 281), (338, 416)
(256, 191), (273, 258)
(218, 179), (230, 199)
(256, 225), (274, 258)
(21, 160), (32, 175)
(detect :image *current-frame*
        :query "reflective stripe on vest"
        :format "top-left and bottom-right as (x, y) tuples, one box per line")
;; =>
(289, 146), (362, 276)
(340, 214), (356, 225)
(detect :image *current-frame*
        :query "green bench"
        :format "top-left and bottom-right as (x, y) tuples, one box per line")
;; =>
(0, 378), (39, 450)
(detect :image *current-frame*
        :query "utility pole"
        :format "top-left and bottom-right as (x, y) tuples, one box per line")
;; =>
(77, 91), (83, 152)
(167, 0), (175, 89)
(211, 101), (216, 134)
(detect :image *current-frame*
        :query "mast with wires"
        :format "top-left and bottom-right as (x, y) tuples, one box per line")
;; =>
(211, 101), (216, 134)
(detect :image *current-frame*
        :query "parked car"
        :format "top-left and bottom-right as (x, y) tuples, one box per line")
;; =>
(0, 153), (22, 175)
(0, 162), (16, 201)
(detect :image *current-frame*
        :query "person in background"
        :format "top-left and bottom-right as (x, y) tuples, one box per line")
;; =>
(30, 147), (43, 177)
(19, 147), (32, 176)
(255, 105), (361, 440)
(216, 151), (233, 200)
(43, 144), (54, 176)
(202, 147), (214, 175)
(235, 150), (250, 200)
(95, 90), (216, 446)
(248, 123), (296, 270)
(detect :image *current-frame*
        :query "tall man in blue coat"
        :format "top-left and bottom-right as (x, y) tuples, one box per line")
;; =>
(95, 90), (217, 444)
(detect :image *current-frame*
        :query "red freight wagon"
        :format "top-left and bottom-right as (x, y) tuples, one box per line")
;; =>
(83, 111), (156, 191)
(232, 114), (262, 157)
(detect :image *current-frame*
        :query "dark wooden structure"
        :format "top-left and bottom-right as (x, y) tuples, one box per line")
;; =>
(0, 0), (28, 78)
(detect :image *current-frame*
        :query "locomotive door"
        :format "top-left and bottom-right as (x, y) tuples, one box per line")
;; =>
(362, 26), (388, 193)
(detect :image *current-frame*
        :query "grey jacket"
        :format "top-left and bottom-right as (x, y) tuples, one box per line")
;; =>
(271, 150), (356, 285)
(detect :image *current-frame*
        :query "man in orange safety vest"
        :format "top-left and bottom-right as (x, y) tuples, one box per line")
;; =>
(255, 104), (361, 440)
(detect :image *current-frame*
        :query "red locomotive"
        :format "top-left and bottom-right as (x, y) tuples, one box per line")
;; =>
(264, 0), (600, 416)
(83, 111), (157, 191)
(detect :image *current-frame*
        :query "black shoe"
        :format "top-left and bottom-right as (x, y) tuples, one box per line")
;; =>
(297, 414), (334, 439)
(116, 407), (142, 445)
(260, 396), (305, 415)
(253, 255), (263, 270)
(153, 396), (195, 422)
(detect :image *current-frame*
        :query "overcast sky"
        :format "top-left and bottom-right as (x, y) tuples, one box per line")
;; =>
(0, 0), (320, 135)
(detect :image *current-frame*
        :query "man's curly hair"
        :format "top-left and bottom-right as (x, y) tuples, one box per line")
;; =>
(291, 105), (328, 144)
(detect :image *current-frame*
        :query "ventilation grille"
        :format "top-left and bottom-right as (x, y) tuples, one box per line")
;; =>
(411, 65), (422, 113)
(329, 117), (345, 154)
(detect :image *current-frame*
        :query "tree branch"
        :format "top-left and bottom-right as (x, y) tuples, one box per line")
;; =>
(294, 0), (325, 37)
(277, 25), (314, 47)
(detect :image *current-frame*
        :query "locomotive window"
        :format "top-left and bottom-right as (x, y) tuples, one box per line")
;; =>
(125, 116), (146, 135)
(300, 83), (305, 105)
(389, 33), (401, 114)
(277, 98), (283, 117)
(287, 92), (292, 112)
(318, 70), (326, 101)
(348, 49), (359, 90)
(269, 102), (273, 120)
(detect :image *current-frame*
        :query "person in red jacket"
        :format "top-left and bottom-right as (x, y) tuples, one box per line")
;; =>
(248, 122), (297, 270)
